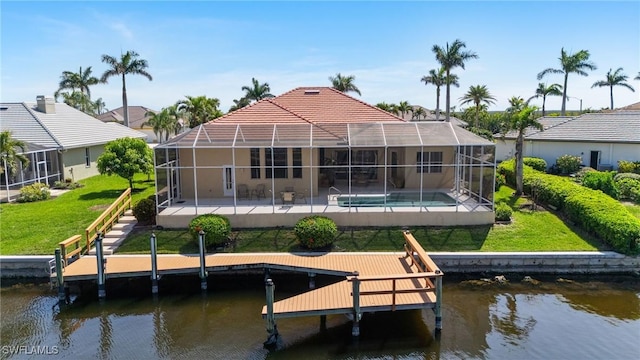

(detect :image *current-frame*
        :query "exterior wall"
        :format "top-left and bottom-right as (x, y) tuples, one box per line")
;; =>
(495, 139), (516, 162)
(61, 145), (105, 181)
(403, 146), (455, 190)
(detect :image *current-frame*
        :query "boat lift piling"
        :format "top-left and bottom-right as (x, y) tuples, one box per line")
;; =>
(198, 230), (207, 291)
(150, 233), (159, 295)
(95, 232), (106, 299)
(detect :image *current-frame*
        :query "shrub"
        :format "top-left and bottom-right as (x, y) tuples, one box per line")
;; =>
(617, 160), (640, 174)
(555, 154), (582, 174)
(614, 173), (640, 182)
(495, 203), (512, 222)
(17, 183), (50, 203)
(495, 173), (506, 190)
(294, 215), (337, 250)
(616, 178), (640, 203)
(581, 171), (618, 199)
(132, 197), (156, 225)
(188, 214), (231, 248)
(523, 157), (547, 172)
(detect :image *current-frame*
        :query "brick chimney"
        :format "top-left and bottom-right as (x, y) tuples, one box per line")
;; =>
(36, 95), (55, 114)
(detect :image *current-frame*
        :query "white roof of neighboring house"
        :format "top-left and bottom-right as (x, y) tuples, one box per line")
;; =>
(0, 101), (147, 150)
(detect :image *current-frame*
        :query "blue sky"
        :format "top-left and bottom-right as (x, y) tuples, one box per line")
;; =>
(2, 1), (639, 113)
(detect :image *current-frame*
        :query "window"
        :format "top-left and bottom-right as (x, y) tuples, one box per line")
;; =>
(85, 148), (91, 167)
(417, 151), (443, 173)
(250, 148), (261, 179)
(292, 148), (302, 178)
(265, 148), (288, 178)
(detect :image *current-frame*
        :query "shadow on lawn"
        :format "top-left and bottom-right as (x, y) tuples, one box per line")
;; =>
(78, 189), (126, 201)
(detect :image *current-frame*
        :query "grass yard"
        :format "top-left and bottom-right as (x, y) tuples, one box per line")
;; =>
(0, 174), (155, 255)
(624, 202), (640, 219)
(117, 185), (603, 254)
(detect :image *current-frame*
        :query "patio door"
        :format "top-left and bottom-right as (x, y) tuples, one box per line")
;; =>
(223, 165), (234, 196)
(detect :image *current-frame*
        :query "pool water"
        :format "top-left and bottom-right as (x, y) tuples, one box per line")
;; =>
(337, 191), (456, 207)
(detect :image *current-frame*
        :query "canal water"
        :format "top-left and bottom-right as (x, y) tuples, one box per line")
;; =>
(1, 273), (639, 359)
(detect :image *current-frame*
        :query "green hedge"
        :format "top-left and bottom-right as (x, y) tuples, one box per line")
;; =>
(523, 157), (547, 172)
(294, 215), (337, 249)
(617, 160), (640, 174)
(498, 159), (640, 254)
(581, 171), (618, 199)
(188, 214), (231, 248)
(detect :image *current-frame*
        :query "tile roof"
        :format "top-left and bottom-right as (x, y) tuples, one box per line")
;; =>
(0, 101), (147, 150)
(500, 116), (573, 139)
(526, 111), (640, 143)
(97, 106), (156, 128)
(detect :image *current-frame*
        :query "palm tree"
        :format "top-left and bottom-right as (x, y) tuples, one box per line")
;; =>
(228, 97), (251, 112)
(591, 68), (635, 110)
(459, 85), (496, 128)
(421, 68), (460, 121)
(526, 83), (562, 117)
(329, 73), (361, 95)
(176, 95), (223, 128)
(507, 96), (526, 113)
(537, 48), (596, 116)
(143, 109), (178, 143)
(0, 131), (29, 178)
(93, 98), (107, 115)
(432, 39), (478, 122)
(396, 101), (412, 118)
(100, 50), (153, 128)
(54, 66), (99, 101)
(412, 107), (427, 120)
(60, 91), (95, 114)
(242, 78), (274, 103)
(501, 105), (541, 195)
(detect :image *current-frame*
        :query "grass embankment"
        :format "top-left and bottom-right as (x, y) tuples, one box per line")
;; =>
(0, 174), (155, 255)
(117, 185), (604, 254)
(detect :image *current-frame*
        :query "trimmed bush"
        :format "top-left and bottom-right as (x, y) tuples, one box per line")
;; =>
(581, 171), (618, 199)
(17, 183), (50, 203)
(617, 160), (640, 174)
(132, 197), (156, 225)
(614, 173), (640, 182)
(294, 215), (337, 250)
(555, 154), (582, 174)
(616, 178), (640, 203)
(188, 214), (231, 248)
(495, 173), (506, 190)
(523, 157), (547, 172)
(495, 203), (512, 222)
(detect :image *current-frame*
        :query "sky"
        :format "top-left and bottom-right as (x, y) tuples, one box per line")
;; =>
(2, 1), (639, 114)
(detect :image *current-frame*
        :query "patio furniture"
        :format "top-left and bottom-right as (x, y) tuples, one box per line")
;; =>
(295, 190), (307, 204)
(237, 184), (250, 200)
(281, 191), (295, 205)
(252, 184), (266, 199)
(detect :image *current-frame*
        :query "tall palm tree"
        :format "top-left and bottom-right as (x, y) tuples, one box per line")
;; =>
(228, 97), (251, 112)
(537, 48), (596, 116)
(60, 91), (95, 114)
(421, 68), (459, 121)
(507, 96), (526, 113)
(329, 73), (361, 95)
(526, 83), (562, 117)
(396, 101), (412, 118)
(143, 109), (179, 143)
(591, 68), (635, 110)
(412, 107), (427, 120)
(100, 50), (153, 128)
(432, 39), (478, 122)
(459, 85), (496, 128)
(93, 98), (107, 115)
(501, 105), (541, 195)
(0, 131), (29, 178)
(242, 78), (274, 103)
(54, 66), (99, 101)
(176, 95), (223, 128)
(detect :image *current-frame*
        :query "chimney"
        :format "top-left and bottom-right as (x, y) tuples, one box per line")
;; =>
(36, 95), (56, 114)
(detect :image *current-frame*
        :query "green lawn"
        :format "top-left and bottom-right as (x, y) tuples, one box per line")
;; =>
(117, 185), (603, 254)
(624, 202), (640, 219)
(0, 174), (155, 255)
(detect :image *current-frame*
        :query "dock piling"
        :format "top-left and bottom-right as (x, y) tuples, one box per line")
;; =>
(54, 249), (66, 305)
(198, 230), (208, 291)
(308, 272), (316, 289)
(435, 271), (442, 332)
(150, 233), (159, 295)
(351, 271), (361, 337)
(96, 232), (106, 299)
(263, 278), (280, 349)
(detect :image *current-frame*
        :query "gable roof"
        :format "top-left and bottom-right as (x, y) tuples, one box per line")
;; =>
(97, 106), (156, 128)
(399, 105), (468, 127)
(0, 102), (147, 150)
(500, 116), (573, 139)
(526, 111), (640, 143)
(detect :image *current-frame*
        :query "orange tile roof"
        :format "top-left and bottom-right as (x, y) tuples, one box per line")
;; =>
(213, 87), (405, 126)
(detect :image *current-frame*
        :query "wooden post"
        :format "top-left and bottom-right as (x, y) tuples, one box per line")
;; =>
(263, 278), (280, 349)
(320, 315), (327, 332)
(96, 232), (106, 299)
(150, 233), (159, 295)
(54, 249), (66, 304)
(198, 230), (207, 291)
(351, 271), (361, 337)
(435, 271), (442, 332)
(308, 272), (316, 289)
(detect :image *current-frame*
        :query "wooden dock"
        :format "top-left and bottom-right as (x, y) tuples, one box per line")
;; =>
(55, 231), (443, 344)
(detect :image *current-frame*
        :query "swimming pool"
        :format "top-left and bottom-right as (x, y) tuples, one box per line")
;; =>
(337, 191), (457, 207)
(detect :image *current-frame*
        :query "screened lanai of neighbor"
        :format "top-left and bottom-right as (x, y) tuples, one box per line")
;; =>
(154, 121), (496, 228)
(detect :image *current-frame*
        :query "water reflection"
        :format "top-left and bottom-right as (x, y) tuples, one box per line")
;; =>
(1, 276), (639, 359)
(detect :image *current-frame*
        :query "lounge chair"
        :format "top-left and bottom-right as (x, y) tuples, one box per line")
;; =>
(237, 184), (250, 200)
(281, 191), (295, 205)
(295, 190), (307, 204)
(252, 184), (266, 199)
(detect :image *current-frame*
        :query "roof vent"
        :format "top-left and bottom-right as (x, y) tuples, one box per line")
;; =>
(0, 107), (8, 111)
(36, 95), (56, 114)
(304, 89), (320, 95)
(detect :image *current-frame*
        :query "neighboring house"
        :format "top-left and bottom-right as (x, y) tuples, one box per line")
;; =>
(1, 96), (147, 202)
(154, 87), (495, 229)
(97, 106), (158, 142)
(400, 105), (468, 127)
(495, 107), (640, 170)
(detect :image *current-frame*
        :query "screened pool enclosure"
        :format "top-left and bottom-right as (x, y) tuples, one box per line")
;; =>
(154, 121), (496, 227)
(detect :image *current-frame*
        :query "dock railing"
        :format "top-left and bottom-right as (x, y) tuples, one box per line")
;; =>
(58, 235), (83, 266)
(84, 188), (132, 253)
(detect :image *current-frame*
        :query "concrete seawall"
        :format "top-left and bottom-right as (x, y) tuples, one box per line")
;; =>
(1, 252), (638, 280)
